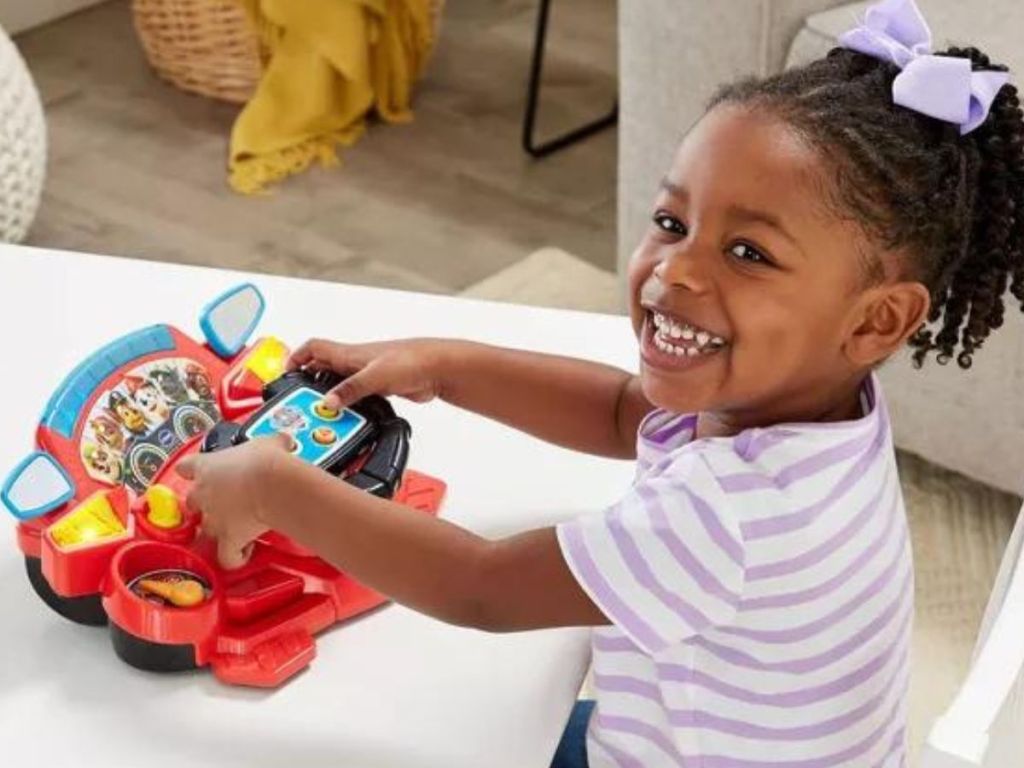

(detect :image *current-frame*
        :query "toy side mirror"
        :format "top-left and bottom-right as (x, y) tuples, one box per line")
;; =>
(2, 452), (75, 520)
(200, 283), (266, 359)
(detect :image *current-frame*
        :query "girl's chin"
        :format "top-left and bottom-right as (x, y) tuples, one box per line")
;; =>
(639, 368), (709, 414)
(633, 313), (728, 413)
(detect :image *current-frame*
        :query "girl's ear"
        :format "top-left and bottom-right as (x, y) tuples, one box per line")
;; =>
(844, 282), (931, 367)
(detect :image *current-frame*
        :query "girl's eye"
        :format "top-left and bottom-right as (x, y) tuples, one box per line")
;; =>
(729, 242), (771, 266)
(652, 211), (686, 235)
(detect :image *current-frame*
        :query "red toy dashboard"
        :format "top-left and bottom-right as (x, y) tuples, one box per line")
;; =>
(2, 284), (445, 687)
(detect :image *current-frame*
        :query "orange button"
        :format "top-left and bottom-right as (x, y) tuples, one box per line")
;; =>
(313, 401), (339, 420)
(312, 427), (337, 445)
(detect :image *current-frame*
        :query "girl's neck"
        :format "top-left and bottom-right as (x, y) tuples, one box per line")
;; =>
(694, 377), (867, 440)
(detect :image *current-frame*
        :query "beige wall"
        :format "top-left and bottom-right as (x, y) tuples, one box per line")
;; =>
(0, 0), (106, 35)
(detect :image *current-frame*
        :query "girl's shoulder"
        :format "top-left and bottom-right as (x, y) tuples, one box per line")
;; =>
(639, 373), (892, 491)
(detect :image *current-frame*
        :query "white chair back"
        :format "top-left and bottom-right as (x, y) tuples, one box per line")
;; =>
(920, 504), (1024, 767)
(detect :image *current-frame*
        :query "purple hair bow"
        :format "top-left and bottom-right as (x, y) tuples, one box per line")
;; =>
(838, 0), (1010, 134)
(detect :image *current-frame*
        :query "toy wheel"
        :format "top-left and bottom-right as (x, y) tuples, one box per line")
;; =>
(24, 556), (107, 626)
(110, 622), (198, 673)
(201, 420), (243, 453)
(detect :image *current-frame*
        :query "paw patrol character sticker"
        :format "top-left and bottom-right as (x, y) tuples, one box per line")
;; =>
(89, 413), (127, 453)
(107, 390), (150, 436)
(185, 363), (215, 401)
(125, 375), (170, 423)
(270, 405), (308, 436)
(149, 365), (190, 405)
(78, 357), (223, 488)
(81, 442), (124, 485)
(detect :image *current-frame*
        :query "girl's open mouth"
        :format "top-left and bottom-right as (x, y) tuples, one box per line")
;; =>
(641, 310), (728, 369)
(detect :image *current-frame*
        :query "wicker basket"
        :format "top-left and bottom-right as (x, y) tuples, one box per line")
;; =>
(132, 0), (445, 105)
(132, 0), (263, 104)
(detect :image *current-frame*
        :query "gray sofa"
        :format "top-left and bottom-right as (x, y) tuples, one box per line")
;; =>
(618, 0), (1024, 496)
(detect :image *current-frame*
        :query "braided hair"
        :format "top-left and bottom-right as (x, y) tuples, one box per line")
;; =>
(709, 47), (1024, 369)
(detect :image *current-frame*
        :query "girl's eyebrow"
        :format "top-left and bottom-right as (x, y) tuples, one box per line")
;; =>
(726, 205), (802, 253)
(659, 177), (686, 199)
(660, 177), (805, 258)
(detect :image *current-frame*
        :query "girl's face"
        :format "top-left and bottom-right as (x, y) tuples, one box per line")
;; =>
(629, 105), (885, 430)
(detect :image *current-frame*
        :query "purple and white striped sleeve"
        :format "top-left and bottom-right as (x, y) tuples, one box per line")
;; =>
(556, 454), (746, 655)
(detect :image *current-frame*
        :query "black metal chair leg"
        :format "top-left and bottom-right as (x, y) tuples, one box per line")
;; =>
(522, 0), (618, 158)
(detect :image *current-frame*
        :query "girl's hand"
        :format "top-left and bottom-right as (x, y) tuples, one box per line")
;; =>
(285, 338), (449, 410)
(175, 435), (291, 569)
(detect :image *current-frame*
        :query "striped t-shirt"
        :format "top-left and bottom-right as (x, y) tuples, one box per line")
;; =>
(557, 373), (911, 767)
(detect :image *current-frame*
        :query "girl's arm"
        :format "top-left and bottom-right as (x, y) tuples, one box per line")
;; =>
(439, 342), (650, 460)
(262, 453), (607, 630)
(288, 339), (652, 460)
(182, 443), (608, 630)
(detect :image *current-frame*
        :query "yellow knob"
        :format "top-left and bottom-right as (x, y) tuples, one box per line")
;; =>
(146, 485), (182, 529)
(313, 401), (339, 420)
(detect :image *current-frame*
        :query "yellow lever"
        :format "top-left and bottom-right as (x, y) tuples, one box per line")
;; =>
(145, 485), (182, 529)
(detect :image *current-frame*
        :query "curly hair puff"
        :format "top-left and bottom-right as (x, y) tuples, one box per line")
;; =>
(709, 46), (1024, 369)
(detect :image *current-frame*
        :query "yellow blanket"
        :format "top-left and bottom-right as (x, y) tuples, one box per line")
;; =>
(231, 0), (436, 194)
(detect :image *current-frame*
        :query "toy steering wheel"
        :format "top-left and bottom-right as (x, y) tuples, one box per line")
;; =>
(202, 370), (410, 498)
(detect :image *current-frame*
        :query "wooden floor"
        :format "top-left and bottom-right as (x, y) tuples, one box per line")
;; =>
(15, 0), (618, 294)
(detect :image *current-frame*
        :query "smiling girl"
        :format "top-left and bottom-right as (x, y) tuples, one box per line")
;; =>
(177, 1), (1024, 765)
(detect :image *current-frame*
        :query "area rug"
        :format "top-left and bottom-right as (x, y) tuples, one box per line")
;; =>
(461, 247), (1022, 760)
(460, 246), (622, 314)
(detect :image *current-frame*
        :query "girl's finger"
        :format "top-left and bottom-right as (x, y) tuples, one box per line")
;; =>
(195, 514), (216, 542)
(286, 338), (337, 372)
(184, 488), (204, 517)
(257, 432), (295, 453)
(323, 362), (388, 409)
(285, 339), (317, 371)
(217, 537), (253, 570)
(176, 454), (200, 480)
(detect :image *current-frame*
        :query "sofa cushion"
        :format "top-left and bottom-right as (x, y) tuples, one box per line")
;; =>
(787, 0), (1024, 75)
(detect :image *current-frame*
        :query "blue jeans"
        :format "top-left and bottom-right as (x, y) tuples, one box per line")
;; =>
(550, 700), (595, 768)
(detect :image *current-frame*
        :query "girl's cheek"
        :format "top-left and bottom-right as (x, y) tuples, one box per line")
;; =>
(627, 246), (655, 330)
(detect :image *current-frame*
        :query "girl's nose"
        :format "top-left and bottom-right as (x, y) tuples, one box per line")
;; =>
(653, 245), (709, 292)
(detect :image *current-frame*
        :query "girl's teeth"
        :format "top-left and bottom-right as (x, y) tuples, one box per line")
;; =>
(649, 310), (728, 356)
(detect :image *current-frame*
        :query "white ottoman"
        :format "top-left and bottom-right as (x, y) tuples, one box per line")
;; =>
(0, 25), (45, 243)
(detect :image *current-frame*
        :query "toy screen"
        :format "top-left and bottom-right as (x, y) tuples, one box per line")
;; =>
(244, 387), (366, 467)
(79, 358), (221, 494)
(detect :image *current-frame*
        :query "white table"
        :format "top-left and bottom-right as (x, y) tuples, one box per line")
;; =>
(0, 245), (638, 768)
